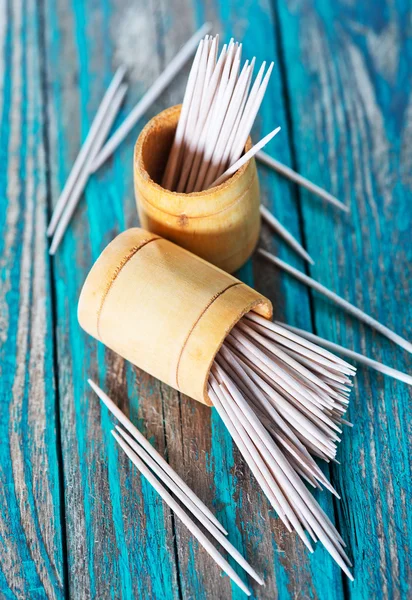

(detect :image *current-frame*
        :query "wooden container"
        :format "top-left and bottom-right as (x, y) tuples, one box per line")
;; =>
(78, 228), (272, 406)
(133, 105), (261, 274)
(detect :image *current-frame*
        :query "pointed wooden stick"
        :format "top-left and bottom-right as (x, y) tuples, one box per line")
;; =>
(116, 426), (264, 585)
(49, 83), (128, 255)
(277, 323), (412, 386)
(209, 127), (281, 188)
(176, 42), (228, 192)
(161, 38), (205, 190)
(91, 23), (212, 172)
(257, 151), (349, 213)
(214, 367), (352, 570)
(209, 379), (298, 535)
(258, 249), (412, 354)
(228, 62), (274, 165)
(245, 312), (354, 371)
(112, 430), (251, 596)
(214, 365), (353, 578)
(47, 66), (126, 237)
(88, 379), (227, 535)
(203, 60), (252, 188)
(260, 205), (314, 265)
(192, 44), (242, 192)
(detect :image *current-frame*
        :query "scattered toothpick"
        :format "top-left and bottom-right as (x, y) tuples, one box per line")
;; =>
(49, 83), (128, 255)
(115, 425), (263, 586)
(257, 151), (349, 213)
(88, 379), (226, 534)
(91, 23), (213, 172)
(209, 127), (281, 188)
(88, 378), (262, 594)
(258, 249), (412, 354)
(112, 429), (252, 596)
(47, 66), (127, 238)
(260, 206), (314, 265)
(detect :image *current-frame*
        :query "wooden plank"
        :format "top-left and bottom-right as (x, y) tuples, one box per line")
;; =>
(0, 0), (66, 598)
(276, 1), (412, 597)
(42, 1), (183, 598)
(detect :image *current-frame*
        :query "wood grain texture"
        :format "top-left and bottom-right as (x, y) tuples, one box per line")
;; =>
(43, 0), (182, 598)
(2, 0), (410, 598)
(0, 0), (65, 598)
(276, 0), (412, 598)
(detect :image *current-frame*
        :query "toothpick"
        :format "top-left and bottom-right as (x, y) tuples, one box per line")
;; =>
(228, 62), (274, 165)
(161, 38), (205, 191)
(257, 151), (349, 213)
(203, 61), (252, 188)
(260, 205), (314, 265)
(278, 323), (412, 386)
(47, 66), (127, 237)
(91, 23), (213, 172)
(166, 41), (278, 193)
(88, 379), (227, 535)
(212, 364), (353, 577)
(258, 249), (412, 354)
(193, 45), (243, 192)
(112, 430), (252, 596)
(176, 42), (228, 192)
(209, 379), (296, 534)
(49, 83), (128, 255)
(116, 426), (264, 586)
(218, 57), (256, 172)
(213, 368), (317, 551)
(245, 312), (354, 371)
(209, 127), (281, 188)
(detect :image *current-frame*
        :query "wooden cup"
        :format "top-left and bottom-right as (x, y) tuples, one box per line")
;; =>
(78, 228), (272, 405)
(134, 105), (261, 274)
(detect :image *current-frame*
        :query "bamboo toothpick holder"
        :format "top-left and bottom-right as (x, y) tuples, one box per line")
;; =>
(78, 228), (272, 405)
(133, 105), (261, 274)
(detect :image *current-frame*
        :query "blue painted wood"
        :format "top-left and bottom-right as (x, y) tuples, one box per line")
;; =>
(43, 1), (183, 598)
(0, 0), (65, 598)
(276, 0), (412, 597)
(2, 0), (410, 598)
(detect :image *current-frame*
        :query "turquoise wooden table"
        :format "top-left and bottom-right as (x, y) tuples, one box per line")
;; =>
(1, 0), (411, 598)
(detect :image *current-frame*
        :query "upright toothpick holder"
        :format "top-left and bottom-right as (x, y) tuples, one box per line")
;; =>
(78, 228), (272, 405)
(133, 105), (261, 274)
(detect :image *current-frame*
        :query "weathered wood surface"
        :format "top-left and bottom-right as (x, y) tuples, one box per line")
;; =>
(1, 0), (411, 598)
(276, 2), (412, 598)
(0, 0), (65, 598)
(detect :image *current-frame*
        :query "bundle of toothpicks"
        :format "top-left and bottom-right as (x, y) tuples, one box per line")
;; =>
(162, 34), (280, 192)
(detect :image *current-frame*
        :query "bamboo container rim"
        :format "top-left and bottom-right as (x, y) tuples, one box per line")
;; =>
(134, 104), (254, 218)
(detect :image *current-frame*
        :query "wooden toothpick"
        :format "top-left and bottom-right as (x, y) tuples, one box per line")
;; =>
(209, 127), (281, 188)
(88, 379), (227, 535)
(278, 323), (412, 386)
(257, 151), (349, 213)
(49, 82), (128, 255)
(116, 426), (264, 586)
(91, 23), (213, 172)
(260, 205), (315, 265)
(163, 38), (280, 194)
(208, 313), (356, 578)
(47, 66), (126, 238)
(258, 248), (412, 354)
(112, 429), (252, 596)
